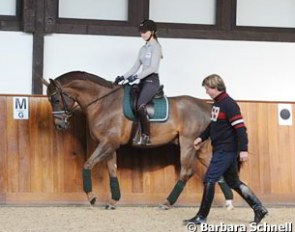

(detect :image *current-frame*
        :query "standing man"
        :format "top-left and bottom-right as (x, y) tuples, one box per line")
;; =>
(184, 74), (268, 225)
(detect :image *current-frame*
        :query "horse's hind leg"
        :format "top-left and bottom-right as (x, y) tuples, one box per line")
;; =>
(105, 153), (121, 210)
(160, 137), (195, 209)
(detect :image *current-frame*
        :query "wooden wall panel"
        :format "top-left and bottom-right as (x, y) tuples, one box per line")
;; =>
(0, 97), (8, 197)
(29, 97), (43, 193)
(0, 96), (294, 206)
(239, 102), (295, 204)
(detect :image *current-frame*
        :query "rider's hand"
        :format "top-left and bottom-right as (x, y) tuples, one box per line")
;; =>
(114, 76), (124, 84)
(127, 75), (138, 83)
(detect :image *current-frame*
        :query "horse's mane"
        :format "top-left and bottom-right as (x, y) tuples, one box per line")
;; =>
(55, 71), (114, 89)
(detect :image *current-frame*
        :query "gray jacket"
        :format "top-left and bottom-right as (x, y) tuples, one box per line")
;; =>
(123, 39), (162, 80)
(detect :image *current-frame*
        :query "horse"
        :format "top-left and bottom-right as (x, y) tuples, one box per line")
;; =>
(42, 71), (212, 209)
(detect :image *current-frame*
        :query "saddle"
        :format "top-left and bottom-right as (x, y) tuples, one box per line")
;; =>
(123, 84), (169, 122)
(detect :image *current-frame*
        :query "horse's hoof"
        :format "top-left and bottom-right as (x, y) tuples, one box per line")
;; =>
(89, 196), (96, 206)
(159, 203), (171, 210)
(86, 192), (97, 206)
(105, 204), (116, 210)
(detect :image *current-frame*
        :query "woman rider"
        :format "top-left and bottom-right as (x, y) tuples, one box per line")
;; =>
(115, 19), (163, 145)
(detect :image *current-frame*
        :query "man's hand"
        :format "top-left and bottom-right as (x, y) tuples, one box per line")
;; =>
(193, 137), (203, 150)
(239, 151), (248, 162)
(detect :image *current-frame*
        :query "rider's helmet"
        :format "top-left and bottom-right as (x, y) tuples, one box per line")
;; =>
(138, 19), (157, 33)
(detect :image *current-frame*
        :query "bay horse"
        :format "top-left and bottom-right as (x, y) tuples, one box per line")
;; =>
(42, 71), (212, 209)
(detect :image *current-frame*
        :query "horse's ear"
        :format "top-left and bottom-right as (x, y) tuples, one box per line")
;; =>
(41, 78), (50, 87)
(49, 78), (58, 87)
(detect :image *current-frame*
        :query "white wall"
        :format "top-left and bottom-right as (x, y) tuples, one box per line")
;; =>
(43, 34), (295, 101)
(0, 31), (293, 101)
(0, 31), (33, 94)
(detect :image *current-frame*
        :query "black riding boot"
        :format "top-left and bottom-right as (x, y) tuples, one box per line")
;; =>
(183, 182), (215, 225)
(234, 183), (268, 224)
(134, 105), (151, 145)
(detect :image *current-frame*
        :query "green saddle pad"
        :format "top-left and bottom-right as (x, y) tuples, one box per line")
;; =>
(123, 85), (169, 122)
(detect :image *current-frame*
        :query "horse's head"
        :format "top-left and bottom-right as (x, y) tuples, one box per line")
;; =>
(42, 71), (120, 130)
(43, 78), (76, 130)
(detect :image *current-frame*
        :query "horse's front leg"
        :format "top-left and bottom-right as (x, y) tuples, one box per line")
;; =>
(82, 141), (115, 206)
(105, 153), (121, 210)
(160, 137), (195, 210)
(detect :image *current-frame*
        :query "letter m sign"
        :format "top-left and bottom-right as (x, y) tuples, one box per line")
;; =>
(13, 97), (29, 120)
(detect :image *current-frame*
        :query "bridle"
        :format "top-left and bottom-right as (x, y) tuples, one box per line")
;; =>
(48, 80), (77, 127)
(48, 79), (121, 128)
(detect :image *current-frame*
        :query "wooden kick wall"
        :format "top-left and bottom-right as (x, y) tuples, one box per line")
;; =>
(0, 95), (294, 206)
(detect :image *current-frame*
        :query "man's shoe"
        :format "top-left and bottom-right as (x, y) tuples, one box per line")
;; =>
(225, 200), (234, 210)
(253, 206), (268, 224)
(183, 215), (206, 225)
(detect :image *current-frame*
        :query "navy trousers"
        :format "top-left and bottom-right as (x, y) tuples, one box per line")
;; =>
(204, 150), (242, 189)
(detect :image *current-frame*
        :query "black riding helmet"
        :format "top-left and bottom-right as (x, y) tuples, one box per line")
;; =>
(138, 19), (157, 33)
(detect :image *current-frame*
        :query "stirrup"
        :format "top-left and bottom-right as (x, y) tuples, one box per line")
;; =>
(132, 128), (141, 144)
(141, 134), (151, 145)
(133, 134), (151, 145)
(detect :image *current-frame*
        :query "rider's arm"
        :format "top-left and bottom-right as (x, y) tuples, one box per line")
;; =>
(123, 49), (142, 79)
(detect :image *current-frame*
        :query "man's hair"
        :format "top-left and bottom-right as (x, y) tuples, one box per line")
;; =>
(202, 74), (226, 92)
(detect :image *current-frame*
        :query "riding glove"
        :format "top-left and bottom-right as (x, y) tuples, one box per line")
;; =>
(127, 75), (138, 83)
(114, 76), (124, 84)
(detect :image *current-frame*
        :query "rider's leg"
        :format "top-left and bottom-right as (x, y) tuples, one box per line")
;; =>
(135, 79), (159, 145)
(136, 104), (151, 145)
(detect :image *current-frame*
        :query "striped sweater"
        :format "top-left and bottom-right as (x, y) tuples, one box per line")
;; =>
(200, 92), (248, 152)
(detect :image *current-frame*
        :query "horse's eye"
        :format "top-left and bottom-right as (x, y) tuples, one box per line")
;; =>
(50, 96), (60, 104)
(53, 99), (60, 104)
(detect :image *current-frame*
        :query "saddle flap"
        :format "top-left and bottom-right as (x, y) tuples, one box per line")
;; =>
(123, 85), (169, 122)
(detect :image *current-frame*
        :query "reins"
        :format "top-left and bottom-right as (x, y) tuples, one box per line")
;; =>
(56, 83), (122, 115)
(83, 85), (122, 110)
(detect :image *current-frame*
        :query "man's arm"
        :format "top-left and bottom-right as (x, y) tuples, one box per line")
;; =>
(194, 124), (211, 150)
